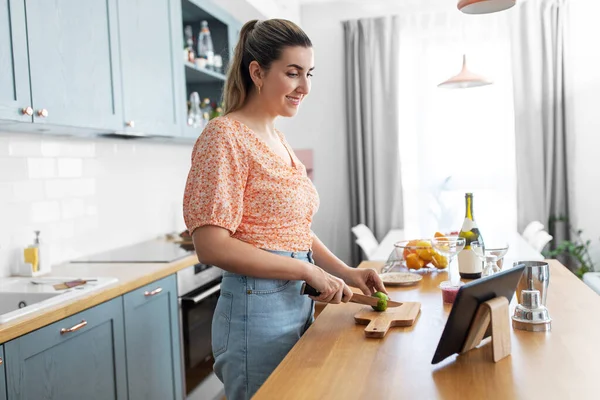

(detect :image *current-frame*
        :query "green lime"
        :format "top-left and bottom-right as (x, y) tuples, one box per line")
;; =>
(371, 291), (389, 312)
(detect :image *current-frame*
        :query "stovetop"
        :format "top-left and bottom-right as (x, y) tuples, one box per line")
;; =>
(71, 239), (195, 263)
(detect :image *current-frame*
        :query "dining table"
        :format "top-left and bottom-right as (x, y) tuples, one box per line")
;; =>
(370, 229), (544, 265)
(254, 259), (600, 399)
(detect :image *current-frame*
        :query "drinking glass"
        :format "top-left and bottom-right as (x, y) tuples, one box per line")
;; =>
(471, 241), (509, 277)
(431, 236), (466, 278)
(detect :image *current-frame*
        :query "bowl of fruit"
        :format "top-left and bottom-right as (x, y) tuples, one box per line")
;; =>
(390, 236), (449, 272)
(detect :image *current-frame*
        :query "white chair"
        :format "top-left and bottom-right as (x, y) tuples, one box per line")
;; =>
(530, 230), (553, 253)
(352, 224), (379, 260)
(355, 237), (379, 260)
(352, 223), (378, 242)
(522, 221), (545, 246)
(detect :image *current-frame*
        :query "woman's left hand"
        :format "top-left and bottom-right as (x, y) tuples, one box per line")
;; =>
(343, 268), (388, 296)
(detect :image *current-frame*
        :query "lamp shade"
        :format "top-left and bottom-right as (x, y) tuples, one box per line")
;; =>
(438, 55), (492, 89)
(458, 0), (516, 14)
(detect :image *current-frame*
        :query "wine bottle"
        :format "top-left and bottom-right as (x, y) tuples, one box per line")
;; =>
(458, 192), (484, 279)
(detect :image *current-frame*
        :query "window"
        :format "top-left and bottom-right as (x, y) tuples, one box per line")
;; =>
(397, 12), (517, 238)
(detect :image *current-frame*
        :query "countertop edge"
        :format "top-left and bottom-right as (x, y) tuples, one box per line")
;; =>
(0, 254), (199, 344)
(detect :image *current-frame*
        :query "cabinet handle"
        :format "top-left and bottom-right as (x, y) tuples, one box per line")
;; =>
(36, 109), (48, 118)
(144, 287), (163, 297)
(125, 120), (135, 128)
(60, 320), (87, 335)
(21, 106), (33, 116)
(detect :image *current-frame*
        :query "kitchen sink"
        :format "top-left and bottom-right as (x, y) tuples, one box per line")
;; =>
(0, 276), (119, 324)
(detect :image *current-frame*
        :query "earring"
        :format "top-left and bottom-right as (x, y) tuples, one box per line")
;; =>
(257, 85), (262, 95)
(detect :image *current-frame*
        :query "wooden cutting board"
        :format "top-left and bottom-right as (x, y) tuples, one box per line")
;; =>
(354, 302), (421, 338)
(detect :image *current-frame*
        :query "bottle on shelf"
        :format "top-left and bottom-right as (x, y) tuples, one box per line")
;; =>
(184, 25), (195, 62)
(201, 98), (212, 117)
(458, 192), (485, 279)
(187, 92), (205, 129)
(213, 55), (223, 74)
(197, 20), (215, 70)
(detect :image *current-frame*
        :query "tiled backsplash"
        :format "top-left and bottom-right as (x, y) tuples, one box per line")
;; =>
(0, 132), (194, 277)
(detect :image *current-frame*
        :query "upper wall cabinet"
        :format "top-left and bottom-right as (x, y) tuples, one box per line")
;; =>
(117, 0), (184, 137)
(0, 0), (32, 123)
(23, 0), (123, 130)
(0, 0), (239, 139)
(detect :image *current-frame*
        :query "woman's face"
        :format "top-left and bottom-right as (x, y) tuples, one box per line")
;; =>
(259, 46), (314, 117)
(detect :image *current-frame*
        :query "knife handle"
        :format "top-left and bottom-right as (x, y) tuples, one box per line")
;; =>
(301, 282), (320, 297)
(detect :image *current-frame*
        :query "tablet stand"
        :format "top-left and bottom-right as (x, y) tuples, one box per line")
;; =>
(460, 296), (511, 362)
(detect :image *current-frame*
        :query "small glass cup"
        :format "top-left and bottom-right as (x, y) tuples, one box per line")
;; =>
(431, 236), (466, 275)
(439, 280), (465, 304)
(471, 241), (509, 277)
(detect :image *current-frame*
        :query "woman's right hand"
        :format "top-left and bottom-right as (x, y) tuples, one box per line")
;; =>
(304, 264), (353, 304)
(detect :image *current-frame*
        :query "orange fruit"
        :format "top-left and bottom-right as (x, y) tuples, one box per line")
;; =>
(434, 231), (449, 241)
(431, 252), (449, 269)
(415, 240), (434, 262)
(403, 239), (419, 259)
(406, 253), (425, 270)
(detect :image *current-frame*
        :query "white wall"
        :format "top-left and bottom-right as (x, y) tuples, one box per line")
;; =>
(4, 0), (593, 276)
(217, 0), (301, 24)
(0, 131), (192, 277)
(569, 0), (600, 268)
(275, 1), (452, 264)
(277, 0), (600, 269)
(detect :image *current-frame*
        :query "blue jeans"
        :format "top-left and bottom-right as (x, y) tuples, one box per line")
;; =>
(212, 250), (315, 400)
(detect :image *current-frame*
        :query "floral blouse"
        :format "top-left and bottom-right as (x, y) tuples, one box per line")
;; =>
(183, 116), (320, 252)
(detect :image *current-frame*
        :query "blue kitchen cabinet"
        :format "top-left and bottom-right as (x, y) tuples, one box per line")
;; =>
(0, 345), (6, 400)
(23, 0), (123, 131)
(4, 297), (127, 400)
(0, 0), (32, 123)
(123, 275), (183, 400)
(117, 0), (184, 137)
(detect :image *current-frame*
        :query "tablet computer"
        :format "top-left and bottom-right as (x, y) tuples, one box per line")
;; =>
(431, 263), (526, 364)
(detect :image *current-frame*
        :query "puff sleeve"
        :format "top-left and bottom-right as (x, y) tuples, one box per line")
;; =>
(183, 119), (249, 235)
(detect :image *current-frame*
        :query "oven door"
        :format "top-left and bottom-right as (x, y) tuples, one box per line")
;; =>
(180, 278), (222, 397)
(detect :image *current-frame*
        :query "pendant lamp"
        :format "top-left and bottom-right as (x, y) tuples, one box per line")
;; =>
(437, 55), (492, 89)
(458, 0), (516, 14)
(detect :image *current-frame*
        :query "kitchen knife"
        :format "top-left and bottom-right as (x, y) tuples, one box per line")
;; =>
(300, 282), (402, 308)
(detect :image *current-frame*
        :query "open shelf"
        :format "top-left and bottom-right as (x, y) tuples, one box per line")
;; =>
(182, 0), (226, 25)
(184, 62), (226, 84)
(179, 0), (239, 138)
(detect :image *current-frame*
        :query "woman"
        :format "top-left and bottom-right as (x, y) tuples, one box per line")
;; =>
(183, 18), (386, 400)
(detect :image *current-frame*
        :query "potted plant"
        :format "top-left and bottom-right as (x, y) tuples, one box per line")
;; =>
(543, 215), (596, 279)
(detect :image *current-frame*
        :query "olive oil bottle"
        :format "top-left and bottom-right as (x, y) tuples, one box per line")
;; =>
(458, 193), (484, 279)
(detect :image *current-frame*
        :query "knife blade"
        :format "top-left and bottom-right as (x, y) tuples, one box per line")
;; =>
(300, 282), (402, 308)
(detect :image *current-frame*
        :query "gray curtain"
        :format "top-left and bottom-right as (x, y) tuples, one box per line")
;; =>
(510, 0), (571, 247)
(343, 16), (404, 265)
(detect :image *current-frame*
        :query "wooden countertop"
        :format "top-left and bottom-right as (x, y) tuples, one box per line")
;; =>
(254, 260), (600, 400)
(0, 253), (198, 344)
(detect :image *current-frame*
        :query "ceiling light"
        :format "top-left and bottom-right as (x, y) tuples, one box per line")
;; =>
(458, 0), (516, 15)
(438, 55), (492, 89)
